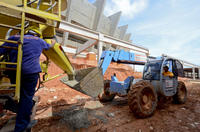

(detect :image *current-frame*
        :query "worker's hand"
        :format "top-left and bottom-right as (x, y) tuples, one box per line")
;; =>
(50, 39), (56, 47)
(51, 39), (56, 45)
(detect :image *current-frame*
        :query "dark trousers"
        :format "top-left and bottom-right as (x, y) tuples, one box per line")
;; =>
(14, 73), (39, 132)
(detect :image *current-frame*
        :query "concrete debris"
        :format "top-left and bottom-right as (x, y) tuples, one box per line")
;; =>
(126, 119), (131, 123)
(89, 110), (107, 123)
(181, 108), (186, 110)
(47, 99), (53, 103)
(57, 108), (90, 130)
(53, 96), (57, 100)
(84, 101), (104, 109)
(194, 122), (200, 125)
(107, 113), (115, 117)
(149, 126), (153, 130)
(74, 95), (86, 100)
(49, 88), (56, 92)
(42, 87), (48, 91)
(190, 123), (196, 128)
(182, 126), (189, 130)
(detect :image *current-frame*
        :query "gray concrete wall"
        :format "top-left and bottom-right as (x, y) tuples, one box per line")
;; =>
(118, 25), (128, 40)
(114, 28), (121, 39)
(97, 15), (111, 35)
(108, 11), (121, 36)
(60, 0), (133, 53)
(123, 33), (131, 42)
(67, 0), (96, 29)
(92, 0), (106, 30)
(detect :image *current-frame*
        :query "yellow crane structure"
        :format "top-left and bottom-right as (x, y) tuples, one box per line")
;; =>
(0, 0), (75, 113)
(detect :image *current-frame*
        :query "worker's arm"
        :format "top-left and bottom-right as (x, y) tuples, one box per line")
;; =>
(162, 71), (174, 77)
(41, 39), (56, 50)
(168, 72), (174, 77)
(0, 36), (19, 55)
(0, 44), (6, 55)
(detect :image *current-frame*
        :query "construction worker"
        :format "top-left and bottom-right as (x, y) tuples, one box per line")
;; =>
(111, 73), (118, 82)
(162, 65), (174, 77)
(0, 26), (55, 132)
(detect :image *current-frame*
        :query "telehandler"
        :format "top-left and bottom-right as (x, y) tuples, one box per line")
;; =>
(63, 50), (187, 118)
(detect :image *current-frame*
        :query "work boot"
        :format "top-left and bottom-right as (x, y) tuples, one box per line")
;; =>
(24, 119), (38, 132)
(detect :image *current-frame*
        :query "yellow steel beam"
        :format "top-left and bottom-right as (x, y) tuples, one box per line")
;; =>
(58, 0), (61, 18)
(0, 62), (17, 65)
(0, 39), (19, 44)
(0, 2), (61, 22)
(42, 73), (64, 83)
(0, 89), (15, 94)
(0, 46), (18, 50)
(0, 84), (16, 88)
(0, 67), (16, 71)
(0, 23), (21, 30)
(14, 12), (25, 101)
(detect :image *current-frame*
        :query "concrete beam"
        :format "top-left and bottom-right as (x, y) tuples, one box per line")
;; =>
(76, 39), (97, 55)
(108, 11), (121, 36)
(59, 21), (149, 55)
(162, 54), (200, 68)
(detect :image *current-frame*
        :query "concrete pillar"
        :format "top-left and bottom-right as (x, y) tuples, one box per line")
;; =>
(192, 67), (196, 80)
(97, 41), (103, 62)
(62, 32), (69, 46)
(198, 68), (200, 79)
(97, 33), (104, 62)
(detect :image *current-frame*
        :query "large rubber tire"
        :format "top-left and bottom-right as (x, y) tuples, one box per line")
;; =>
(173, 81), (187, 104)
(98, 80), (115, 102)
(128, 80), (157, 118)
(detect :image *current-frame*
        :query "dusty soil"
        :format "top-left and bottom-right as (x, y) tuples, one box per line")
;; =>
(1, 54), (200, 132)
(28, 79), (200, 132)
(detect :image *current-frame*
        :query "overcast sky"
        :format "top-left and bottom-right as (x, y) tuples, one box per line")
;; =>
(88, 0), (200, 66)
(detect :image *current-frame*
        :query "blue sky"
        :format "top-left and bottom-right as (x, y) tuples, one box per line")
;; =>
(88, 0), (200, 66)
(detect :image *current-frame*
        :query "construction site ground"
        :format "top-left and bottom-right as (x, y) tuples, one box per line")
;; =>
(1, 54), (200, 132)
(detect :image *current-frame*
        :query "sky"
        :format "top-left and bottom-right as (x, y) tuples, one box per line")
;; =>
(88, 0), (200, 66)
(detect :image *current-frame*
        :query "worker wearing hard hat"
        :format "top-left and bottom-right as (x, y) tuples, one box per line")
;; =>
(162, 65), (174, 77)
(0, 26), (55, 132)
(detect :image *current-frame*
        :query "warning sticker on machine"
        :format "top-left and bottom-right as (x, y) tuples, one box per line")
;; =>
(165, 80), (173, 87)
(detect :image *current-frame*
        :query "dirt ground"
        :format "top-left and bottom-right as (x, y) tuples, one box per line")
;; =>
(1, 79), (200, 132)
(25, 78), (199, 132)
(1, 56), (200, 132)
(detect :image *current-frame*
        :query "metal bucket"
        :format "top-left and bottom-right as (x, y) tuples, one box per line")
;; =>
(61, 67), (104, 97)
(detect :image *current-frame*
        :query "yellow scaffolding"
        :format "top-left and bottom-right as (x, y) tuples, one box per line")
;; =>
(0, 0), (62, 101)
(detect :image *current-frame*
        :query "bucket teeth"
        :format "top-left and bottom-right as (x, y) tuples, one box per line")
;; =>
(61, 67), (104, 97)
